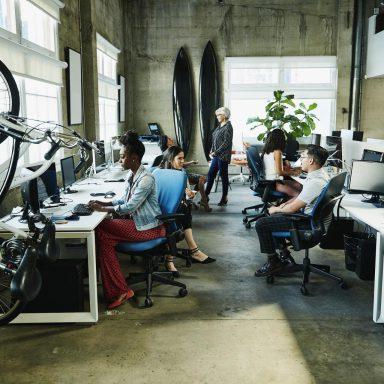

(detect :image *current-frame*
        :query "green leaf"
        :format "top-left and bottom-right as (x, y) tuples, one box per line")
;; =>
(286, 94), (295, 100)
(274, 90), (283, 101)
(301, 124), (311, 136)
(282, 99), (295, 107)
(257, 133), (266, 141)
(299, 102), (306, 109)
(247, 117), (263, 124)
(308, 103), (317, 111)
(265, 101), (275, 112)
(294, 109), (304, 115)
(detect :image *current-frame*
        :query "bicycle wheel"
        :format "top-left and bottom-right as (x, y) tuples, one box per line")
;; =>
(0, 60), (21, 206)
(0, 271), (26, 326)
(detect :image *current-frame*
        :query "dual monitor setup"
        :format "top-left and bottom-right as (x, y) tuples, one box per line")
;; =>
(21, 156), (80, 216)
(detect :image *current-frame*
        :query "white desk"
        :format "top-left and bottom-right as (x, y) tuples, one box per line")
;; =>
(341, 193), (384, 323)
(1, 172), (127, 324)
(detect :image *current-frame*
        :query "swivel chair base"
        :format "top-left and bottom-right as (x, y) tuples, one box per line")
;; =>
(266, 249), (347, 295)
(127, 255), (188, 307)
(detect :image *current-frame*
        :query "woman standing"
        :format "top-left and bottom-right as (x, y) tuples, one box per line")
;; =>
(88, 131), (165, 310)
(205, 107), (233, 206)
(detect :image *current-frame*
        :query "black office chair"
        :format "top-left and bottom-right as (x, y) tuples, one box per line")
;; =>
(115, 169), (188, 307)
(267, 172), (348, 295)
(242, 146), (287, 229)
(284, 138), (300, 161)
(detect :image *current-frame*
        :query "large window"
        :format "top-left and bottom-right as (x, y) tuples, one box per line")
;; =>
(97, 33), (120, 141)
(225, 57), (338, 149)
(0, 0), (64, 166)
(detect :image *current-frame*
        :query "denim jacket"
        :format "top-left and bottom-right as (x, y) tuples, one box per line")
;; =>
(112, 165), (162, 230)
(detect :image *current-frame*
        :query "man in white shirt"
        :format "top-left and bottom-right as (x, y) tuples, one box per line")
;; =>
(254, 145), (330, 276)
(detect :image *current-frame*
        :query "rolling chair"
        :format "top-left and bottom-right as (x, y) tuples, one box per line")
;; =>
(115, 169), (188, 307)
(242, 146), (287, 229)
(284, 138), (300, 161)
(266, 172), (348, 295)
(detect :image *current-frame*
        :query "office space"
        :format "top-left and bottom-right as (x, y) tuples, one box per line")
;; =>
(1, 0), (384, 383)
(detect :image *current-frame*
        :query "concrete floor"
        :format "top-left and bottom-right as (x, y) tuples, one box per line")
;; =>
(1, 183), (384, 384)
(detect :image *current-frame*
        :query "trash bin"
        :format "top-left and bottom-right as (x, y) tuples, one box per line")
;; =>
(343, 232), (376, 280)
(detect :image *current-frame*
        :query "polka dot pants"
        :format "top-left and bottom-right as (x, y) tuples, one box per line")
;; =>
(96, 219), (166, 302)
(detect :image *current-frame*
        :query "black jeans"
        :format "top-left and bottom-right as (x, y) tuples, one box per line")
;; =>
(205, 157), (229, 198)
(255, 214), (311, 254)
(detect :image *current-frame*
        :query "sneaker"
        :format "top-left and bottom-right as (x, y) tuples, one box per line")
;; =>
(255, 256), (284, 277)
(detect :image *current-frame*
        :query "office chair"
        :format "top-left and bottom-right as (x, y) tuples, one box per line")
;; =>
(242, 146), (287, 229)
(284, 138), (300, 161)
(267, 172), (348, 295)
(151, 154), (163, 167)
(115, 169), (188, 307)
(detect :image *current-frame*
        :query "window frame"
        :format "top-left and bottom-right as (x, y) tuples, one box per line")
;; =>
(225, 56), (338, 148)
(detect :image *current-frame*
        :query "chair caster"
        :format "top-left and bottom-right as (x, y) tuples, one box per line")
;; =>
(300, 285), (309, 296)
(339, 281), (348, 290)
(243, 217), (248, 223)
(144, 298), (153, 308)
(242, 209), (247, 214)
(266, 275), (274, 284)
(245, 222), (251, 229)
(179, 288), (188, 297)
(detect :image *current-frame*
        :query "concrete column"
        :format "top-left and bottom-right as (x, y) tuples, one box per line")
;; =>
(80, 0), (99, 142)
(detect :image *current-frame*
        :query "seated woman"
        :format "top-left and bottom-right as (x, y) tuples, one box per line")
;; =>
(88, 131), (165, 310)
(159, 145), (216, 274)
(262, 129), (303, 198)
(159, 135), (211, 212)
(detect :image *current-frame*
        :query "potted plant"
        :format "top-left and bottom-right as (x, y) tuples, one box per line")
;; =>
(246, 90), (319, 142)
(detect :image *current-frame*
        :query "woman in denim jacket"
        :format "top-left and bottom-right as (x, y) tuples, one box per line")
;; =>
(88, 131), (165, 310)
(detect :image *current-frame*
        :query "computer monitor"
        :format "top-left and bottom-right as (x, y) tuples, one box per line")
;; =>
(362, 149), (384, 162)
(352, 131), (363, 141)
(332, 130), (341, 137)
(311, 133), (321, 146)
(21, 162), (60, 214)
(147, 123), (161, 136)
(93, 140), (106, 172)
(27, 162), (59, 204)
(325, 135), (341, 148)
(348, 161), (384, 205)
(61, 155), (77, 193)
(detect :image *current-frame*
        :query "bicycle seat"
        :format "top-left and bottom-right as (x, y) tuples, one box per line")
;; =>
(72, 204), (93, 216)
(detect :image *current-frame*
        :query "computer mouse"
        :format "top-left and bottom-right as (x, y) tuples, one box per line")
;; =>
(104, 191), (116, 198)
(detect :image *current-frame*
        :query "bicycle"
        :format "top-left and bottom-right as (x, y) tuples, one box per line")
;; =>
(0, 60), (97, 325)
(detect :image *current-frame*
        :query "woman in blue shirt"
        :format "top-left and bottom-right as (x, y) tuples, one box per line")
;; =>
(89, 131), (165, 310)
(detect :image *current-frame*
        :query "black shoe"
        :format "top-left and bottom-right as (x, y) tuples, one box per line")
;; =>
(165, 261), (180, 278)
(191, 256), (216, 264)
(255, 256), (284, 277)
(218, 197), (228, 206)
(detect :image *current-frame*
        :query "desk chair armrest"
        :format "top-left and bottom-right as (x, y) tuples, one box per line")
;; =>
(277, 212), (311, 221)
(156, 213), (185, 223)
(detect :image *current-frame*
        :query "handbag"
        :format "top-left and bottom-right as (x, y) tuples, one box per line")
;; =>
(319, 196), (355, 250)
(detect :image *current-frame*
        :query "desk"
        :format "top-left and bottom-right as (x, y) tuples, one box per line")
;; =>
(0, 171), (127, 324)
(341, 194), (384, 323)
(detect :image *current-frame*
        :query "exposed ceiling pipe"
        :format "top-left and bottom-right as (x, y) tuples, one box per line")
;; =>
(348, 0), (364, 131)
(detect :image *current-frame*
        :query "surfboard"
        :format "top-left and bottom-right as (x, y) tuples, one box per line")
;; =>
(199, 41), (220, 161)
(172, 47), (193, 156)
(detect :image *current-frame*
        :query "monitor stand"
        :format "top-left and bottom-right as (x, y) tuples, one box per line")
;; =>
(63, 187), (78, 194)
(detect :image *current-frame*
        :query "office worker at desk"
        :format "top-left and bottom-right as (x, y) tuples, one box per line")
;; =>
(254, 145), (329, 276)
(262, 129), (302, 198)
(88, 131), (165, 309)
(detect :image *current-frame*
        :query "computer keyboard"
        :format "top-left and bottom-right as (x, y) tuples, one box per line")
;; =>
(72, 203), (93, 216)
